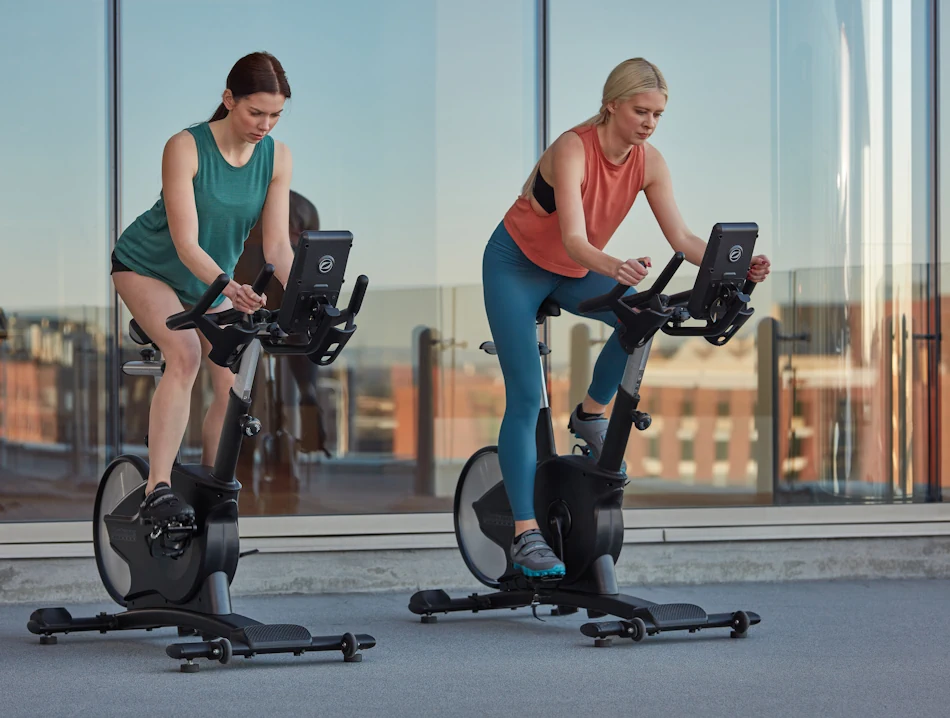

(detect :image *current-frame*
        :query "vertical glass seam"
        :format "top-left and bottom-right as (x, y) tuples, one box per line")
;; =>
(538, 0), (552, 388)
(930, 0), (942, 499)
(106, 0), (121, 461)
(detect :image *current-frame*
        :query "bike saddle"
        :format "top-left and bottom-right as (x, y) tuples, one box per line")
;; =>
(535, 298), (561, 325)
(129, 319), (153, 346)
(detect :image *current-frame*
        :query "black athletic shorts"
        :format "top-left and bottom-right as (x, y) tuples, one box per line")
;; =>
(111, 251), (134, 274)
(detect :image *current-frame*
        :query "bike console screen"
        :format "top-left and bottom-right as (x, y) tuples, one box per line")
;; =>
(277, 230), (353, 336)
(686, 222), (757, 321)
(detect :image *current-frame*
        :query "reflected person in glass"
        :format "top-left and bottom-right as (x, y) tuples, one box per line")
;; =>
(110, 52), (297, 527)
(233, 190), (329, 513)
(483, 57), (771, 578)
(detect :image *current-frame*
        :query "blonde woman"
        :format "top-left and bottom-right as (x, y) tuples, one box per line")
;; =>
(483, 58), (770, 578)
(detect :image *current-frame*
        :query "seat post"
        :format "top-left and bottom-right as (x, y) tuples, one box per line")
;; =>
(598, 336), (654, 473)
(211, 338), (262, 481)
(534, 298), (560, 407)
(535, 313), (557, 461)
(539, 317), (550, 404)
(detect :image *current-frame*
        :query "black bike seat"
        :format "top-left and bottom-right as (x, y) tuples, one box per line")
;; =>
(536, 298), (561, 325)
(129, 319), (153, 346)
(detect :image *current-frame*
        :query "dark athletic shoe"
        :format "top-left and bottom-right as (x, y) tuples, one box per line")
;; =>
(140, 484), (195, 527)
(510, 529), (565, 579)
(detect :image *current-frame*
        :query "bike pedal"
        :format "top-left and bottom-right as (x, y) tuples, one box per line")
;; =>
(147, 519), (195, 538)
(146, 517), (197, 558)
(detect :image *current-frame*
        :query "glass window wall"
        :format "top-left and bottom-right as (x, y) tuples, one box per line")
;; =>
(0, 0), (945, 523)
(0, 1), (110, 520)
(117, 0), (538, 516)
(547, 0), (934, 506)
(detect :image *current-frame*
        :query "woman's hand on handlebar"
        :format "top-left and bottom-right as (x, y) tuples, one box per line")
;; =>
(224, 281), (266, 314)
(747, 255), (771, 283)
(614, 257), (651, 286)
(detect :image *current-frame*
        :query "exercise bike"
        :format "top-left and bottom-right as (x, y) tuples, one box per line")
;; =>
(28, 231), (377, 671)
(409, 223), (763, 646)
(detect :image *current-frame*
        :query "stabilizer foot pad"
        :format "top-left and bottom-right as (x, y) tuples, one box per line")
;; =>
(646, 603), (707, 629)
(240, 624), (312, 651)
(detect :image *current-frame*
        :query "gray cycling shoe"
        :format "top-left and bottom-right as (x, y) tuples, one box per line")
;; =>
(568, 405), (610, 460)
(568, 405), (626, 472)
(510, 529), (565, 579)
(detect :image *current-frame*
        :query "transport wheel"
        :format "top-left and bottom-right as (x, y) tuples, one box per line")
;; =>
(628, 617), (647, 642)
(730, 610), (750, 638)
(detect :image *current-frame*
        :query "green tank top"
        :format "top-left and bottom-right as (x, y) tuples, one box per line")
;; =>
(114, 122), (275, 307)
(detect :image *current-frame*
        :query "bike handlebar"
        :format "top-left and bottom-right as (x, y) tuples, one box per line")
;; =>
(346, 274), (369, 318)
(162, 261), (368, 368)
(579, 282), (627, 313)
(577, 252), (685, 314)
(166, 275), (230, 331)
(576, 252), (759, 351)
(649, 252), (686, 299)
(166, 264), (275, 332)
(250, 263), (275, 296)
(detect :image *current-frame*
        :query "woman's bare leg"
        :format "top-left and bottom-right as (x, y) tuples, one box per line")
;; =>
(112, 272), (202, 494)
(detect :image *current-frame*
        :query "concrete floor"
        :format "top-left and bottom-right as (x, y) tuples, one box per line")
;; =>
(2, 578), (949, 717)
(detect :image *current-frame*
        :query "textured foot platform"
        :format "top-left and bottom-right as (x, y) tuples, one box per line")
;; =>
(235, 623), (313, 652)
(644, 603), (707, 630)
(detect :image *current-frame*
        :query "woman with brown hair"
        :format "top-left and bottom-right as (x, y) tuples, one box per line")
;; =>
(111, 52), (296, 526)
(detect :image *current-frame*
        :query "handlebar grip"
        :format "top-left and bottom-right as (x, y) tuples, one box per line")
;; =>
(346, 275), (369, 317)
(192, 274), (230, 316)
(167, 274), (230, 330)
(578, 282), (627, 313)
(251, 263), (275, 295)
(742, 279), (756, 296)
(650, 251), (686, 296)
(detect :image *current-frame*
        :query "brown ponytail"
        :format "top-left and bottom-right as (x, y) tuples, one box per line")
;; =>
(207, 51), (292, 122)
(209, 102), (229, 121)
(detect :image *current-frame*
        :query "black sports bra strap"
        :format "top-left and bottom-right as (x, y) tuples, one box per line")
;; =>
(532, 169), (557, 214)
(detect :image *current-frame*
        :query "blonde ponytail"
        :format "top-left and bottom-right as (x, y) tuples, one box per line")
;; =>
(520, 58), (667, 200)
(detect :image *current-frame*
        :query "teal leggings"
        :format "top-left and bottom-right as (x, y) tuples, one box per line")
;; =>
(482, 222), (633, 522)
